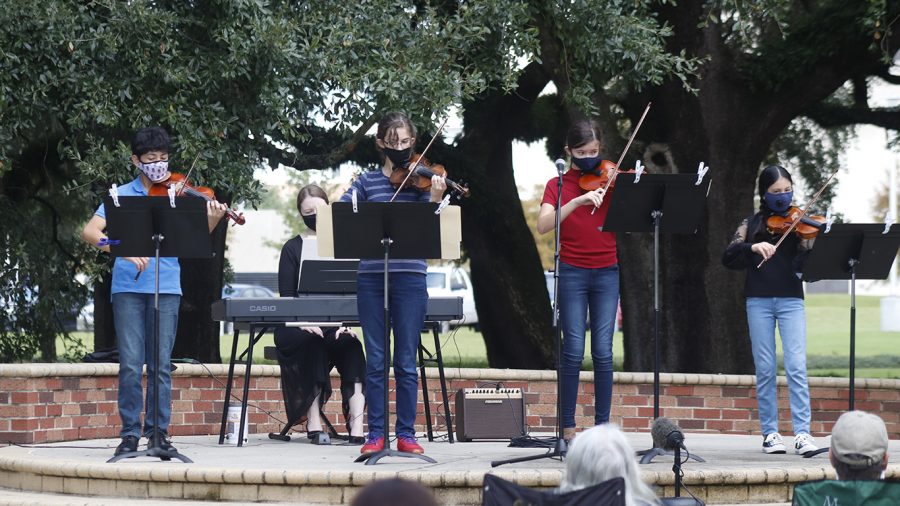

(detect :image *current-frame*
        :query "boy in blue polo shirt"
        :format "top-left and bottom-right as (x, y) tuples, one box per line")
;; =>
(82, 127), (227, 456)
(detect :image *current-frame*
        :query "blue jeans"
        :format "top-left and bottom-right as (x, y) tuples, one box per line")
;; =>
(558, 262), (619, 427)
(112, 292), (180, 439)
(746, 297), (810, 436)
(357, 272), (427, 439)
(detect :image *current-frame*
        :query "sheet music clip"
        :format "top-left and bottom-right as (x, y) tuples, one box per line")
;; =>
(824, 210), (834, 234)
(167, 186), (177, 208)
(884, 216), (895, 235)
(351, 189), (358, 213)
(435, 194), (451, 215)
(633, 160), (644, 184)
(695, 162), (709, 186)
(109, 184), (120, 207)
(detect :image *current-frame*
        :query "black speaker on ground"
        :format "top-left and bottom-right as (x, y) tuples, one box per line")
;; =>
(454, 388), (525, 441)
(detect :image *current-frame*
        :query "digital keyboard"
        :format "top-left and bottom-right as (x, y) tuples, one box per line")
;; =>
(211, 296), (463, 323)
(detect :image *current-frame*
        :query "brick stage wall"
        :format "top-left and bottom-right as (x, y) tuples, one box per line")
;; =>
(1, 364), (898, 445)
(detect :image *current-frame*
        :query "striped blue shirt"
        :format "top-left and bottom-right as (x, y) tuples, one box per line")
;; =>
(339, 168), (432, 274)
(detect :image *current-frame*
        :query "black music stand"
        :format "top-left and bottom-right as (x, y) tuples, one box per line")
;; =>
(800, 223), (900, 458)
(330, 201), (444, 465)
(103, 195), (211, 464)
(602, 173), (710, 464)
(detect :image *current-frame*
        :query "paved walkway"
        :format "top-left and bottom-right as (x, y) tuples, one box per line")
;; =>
(0, 432), (897, 505)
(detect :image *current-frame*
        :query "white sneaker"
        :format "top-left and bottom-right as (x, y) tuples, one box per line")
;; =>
(794, 433), (818, 455)
(762, 432), (786, 454)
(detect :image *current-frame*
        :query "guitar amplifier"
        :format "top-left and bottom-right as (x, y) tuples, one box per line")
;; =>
(454, 388), (525, 441)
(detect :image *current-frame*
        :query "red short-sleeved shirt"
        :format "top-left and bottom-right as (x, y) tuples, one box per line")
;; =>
(541, 168), (618, 269)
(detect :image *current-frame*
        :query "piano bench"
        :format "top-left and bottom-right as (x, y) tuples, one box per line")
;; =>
(264, 346), (277, 361)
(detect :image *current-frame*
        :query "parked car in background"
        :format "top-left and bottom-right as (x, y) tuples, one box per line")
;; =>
(222, 283), (276, 299)
(220, 283), (276, 334)
(426, 266), (478, 331)
(544, 271), (622, 331)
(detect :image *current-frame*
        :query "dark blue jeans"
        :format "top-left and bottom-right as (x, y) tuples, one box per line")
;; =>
(112, 292), (180, 439)
(558, 262), (619, 428)
(357, 272), (427, 439)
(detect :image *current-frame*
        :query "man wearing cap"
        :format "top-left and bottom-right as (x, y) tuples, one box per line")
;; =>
(830, 410), (890, 481)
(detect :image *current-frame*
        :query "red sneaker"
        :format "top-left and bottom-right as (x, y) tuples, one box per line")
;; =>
(397, 436), (424, 454)
(360, 437), (384, 455)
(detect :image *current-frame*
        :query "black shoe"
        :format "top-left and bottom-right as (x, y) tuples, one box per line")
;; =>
(307, 430), (322, 440)
(114, 436), (139, 456)
(147, 434), (177, 453)
(348, 436), (366, 445)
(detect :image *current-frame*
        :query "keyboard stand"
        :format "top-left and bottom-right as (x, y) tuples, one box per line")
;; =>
(218, 320), (455, 446)
(418, 322), (455, 443)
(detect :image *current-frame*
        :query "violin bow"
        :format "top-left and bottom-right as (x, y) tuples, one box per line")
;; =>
(591, 102), (652, 215)
(390, 116), (450, 202)
(175, 153), (203, 197)
(756, 169), (839, 269)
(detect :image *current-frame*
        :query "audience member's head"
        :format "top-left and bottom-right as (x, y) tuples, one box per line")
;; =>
(350, 478), (437, 506)
(560, 424), (659, 506)
(830, 410), (889, 480)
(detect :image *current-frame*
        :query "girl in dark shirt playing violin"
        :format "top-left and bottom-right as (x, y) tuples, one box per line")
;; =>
(722, 165), (818, 456)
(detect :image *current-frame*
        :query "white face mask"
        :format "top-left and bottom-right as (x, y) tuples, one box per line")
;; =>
(138, 160), (169, 182)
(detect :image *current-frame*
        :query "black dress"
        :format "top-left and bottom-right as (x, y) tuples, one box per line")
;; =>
(274, 235), (366, 432)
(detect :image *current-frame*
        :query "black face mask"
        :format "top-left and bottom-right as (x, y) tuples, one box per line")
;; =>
(383, 146), (413, 169)
(302, 213), (316, 231)
(572, 155), (603, 173)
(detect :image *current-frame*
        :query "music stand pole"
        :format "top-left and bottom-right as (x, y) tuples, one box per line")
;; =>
(799, 223), (900, 458)
(653, 210), (662, 419)
(492, 159), (567, 468)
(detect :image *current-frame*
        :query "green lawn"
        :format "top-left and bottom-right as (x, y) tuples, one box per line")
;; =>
(58, 294), (900, 377)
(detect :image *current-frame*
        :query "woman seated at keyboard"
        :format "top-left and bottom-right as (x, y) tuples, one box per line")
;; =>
(274, 184), (366, 444)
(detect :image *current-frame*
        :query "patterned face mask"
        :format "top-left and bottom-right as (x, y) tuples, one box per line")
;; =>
(138, 160), (169, 182)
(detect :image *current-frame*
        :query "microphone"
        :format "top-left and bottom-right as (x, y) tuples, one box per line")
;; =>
(555, 158), (566, 175)
(650, 417), (685, 451)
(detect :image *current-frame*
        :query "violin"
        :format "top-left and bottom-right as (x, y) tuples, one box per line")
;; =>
(766, 206), (826, 239)
(389, 154), (471, 198)
(578, 160), (637, 192)
(148, 172), (246, 225)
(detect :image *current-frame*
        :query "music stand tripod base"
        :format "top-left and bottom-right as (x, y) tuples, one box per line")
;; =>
(637, 447), (706, 465)
(108, 446), (193, 464)
(355, 448), (438, 465)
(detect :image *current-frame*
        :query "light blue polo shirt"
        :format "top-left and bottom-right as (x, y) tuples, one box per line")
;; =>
(95, 177), (182, 296)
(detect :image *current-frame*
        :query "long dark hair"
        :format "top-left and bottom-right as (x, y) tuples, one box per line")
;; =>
(565, 119), (603, 150)
(750, 164), (793, 239)
(757, 165), (793, 204)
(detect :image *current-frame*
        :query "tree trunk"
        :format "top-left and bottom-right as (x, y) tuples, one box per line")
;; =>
(172, 220), (227, 363)
(442, 62), (556, 369)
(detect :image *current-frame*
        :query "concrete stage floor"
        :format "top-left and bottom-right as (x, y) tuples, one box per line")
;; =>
(1, 431), (898, 505)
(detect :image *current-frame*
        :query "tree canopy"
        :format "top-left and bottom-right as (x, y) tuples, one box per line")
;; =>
(1, 0), (897, 372)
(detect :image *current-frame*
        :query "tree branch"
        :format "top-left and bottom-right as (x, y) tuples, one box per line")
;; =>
(805, 103), (900, 130)
(258, 113), (379, 172)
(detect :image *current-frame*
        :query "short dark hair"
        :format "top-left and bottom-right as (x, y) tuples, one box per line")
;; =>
(296, 184), (329, 216)
(131, 127), (171, 157)
(832, 456), (884, 480)
(566, 119), (603, 150)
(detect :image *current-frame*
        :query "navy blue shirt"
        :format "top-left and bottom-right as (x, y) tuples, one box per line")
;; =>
(339, 169), (432, 274)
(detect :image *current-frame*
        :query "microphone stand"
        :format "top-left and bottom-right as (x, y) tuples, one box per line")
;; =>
(492, 158), (568, 467)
